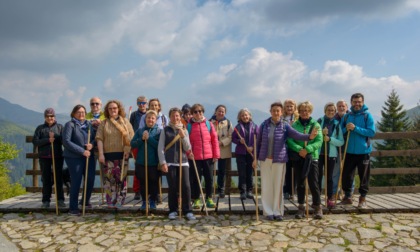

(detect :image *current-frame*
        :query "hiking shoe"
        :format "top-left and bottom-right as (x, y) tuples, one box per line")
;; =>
(265, 215), (274, 221)
(68, 210), (80, 216)
(284, 193), (290, 199)
(140, 201), (147, 211)
(327, 199), (335, 209)
(134, 191), (141, 201)
(340, 196), (353, 205)
(206, 198), (215, 208)
(240, 193), (247, 200)
(115, 203), (122, 209)
(107, 203), (116, 209)
(246, 191), (254, 199)
(58, 200), (66, 208)
(41, 202), (50, 209)
(149, 200), (157, 210)
(358, 196), (367, 209)
(185, 212), (196, 220)
(313, 205), (323, 219)
(192, 199), (201, 209)
(168, 212), (178, 220)
(79, 202), (93, 209)
(274, 215), (283, 221)
(295, 204), (305, 219)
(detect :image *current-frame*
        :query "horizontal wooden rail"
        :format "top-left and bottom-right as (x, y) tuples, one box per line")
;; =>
(371, 168), (420, 175)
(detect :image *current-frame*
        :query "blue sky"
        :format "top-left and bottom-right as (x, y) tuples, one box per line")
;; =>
(0, 0), (419, 121)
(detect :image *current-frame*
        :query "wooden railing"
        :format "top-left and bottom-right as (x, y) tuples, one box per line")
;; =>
(25, 131), (420, 194)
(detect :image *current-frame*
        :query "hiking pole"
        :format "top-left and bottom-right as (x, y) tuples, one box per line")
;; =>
(304, 128), (309, 219)
(49, 131), (59, 215)
(145, 139), (149, 216)
(324, 130), (328, 207)
(213, 161), (217, 199)
(234, 128), (254, 157)
(192, 158), (209, 216)
(178, 140), (182, 219)
(253, 134), (259, 221)
(335, 131), (350, 204)
(82, 126), (91, 216)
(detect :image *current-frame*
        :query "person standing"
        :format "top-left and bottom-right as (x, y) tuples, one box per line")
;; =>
(33, 108), (65, 209)
(129, 96), (148, 201)
(340, 93), (376, 208)
(181, 104), (192, 128)
(96, 100), (134, 208)
(86, 97), (105, 130)
(209, 105), (233, 198)
(62, 105), (96, 216)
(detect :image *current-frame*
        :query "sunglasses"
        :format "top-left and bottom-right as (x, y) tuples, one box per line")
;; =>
(137, 102), (147, 105)
(90, 102), (100, 106)
(45, 115), (55, 118)
(193, 110), (203, 114)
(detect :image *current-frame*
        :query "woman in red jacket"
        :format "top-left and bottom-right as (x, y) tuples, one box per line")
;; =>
(187, 104), (220, 209)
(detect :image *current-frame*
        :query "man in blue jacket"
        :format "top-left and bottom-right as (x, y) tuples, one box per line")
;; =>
(340, 93), (376, 208)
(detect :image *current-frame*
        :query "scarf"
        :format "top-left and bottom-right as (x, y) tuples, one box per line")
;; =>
(109, 116), (130, 146)
(72, 118), (89, 143)
(168, 121), (184, 131)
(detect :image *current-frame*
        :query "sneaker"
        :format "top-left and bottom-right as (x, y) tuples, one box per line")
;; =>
(358, 196), (367, 209)
(41, 202), (50, 209)
(149, 200), (157, 210)
(115, 203), (122, 209)
(168, 212), (178, 220)
(265, 215), (274, 221)
(313, 205), (323, 219)
(240, 193), (247, 200)
(327, 199), (336, 209)
(246, 191), (254, 199)
(140, 201), (147, 211)
(134, 191), (141, 201)
(206, 198), (215, 208)
(340, 196), (353, 205)
(295, 204), (305, 219)
(274, 215), (283, 221)
(79, 202), (93, 209)
(58, 200), (66, 208)
(107, 203), (116, 209)
(68, 210), (80, 216)
(192, 199), (201, 209)
(185, 212), (196, 220)
(219, 189), (225, 199)
(284, 193), (290, 200)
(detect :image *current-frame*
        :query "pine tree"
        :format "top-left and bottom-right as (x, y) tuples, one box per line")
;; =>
(372, 89), (414, 186)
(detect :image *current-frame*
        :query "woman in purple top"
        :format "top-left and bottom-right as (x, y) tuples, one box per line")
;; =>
(254, 101), (318, 221)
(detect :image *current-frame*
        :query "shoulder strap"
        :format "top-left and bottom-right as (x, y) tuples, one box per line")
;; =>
(205, 120), (211, 132)
(187, 123), (192, 134)
(227, 119), (231, 131)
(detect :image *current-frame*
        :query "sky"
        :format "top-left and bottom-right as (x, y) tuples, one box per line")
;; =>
(0, 0), (419, 122)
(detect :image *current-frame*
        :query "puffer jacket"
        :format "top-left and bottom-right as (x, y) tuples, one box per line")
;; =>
(188, 118), (220, 160)
(130, 124), (161, 166)
(341, 105), (376, 154)
(232, 121), (258, 155)
(209, 116), (233, 159)
(33, 121), (63, 158)
(257, 118), (310, 163)
(287, 117), (323, 160)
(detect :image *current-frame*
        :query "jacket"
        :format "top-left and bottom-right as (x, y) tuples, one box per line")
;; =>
(232, 121), (258, 155)
(130, 124), (161, 166)
(63, 120), (96, 158)
(341, 105), (376, 154)
(257, 118), (310, 163)
(95, 117), (134, 154)
(188, 118), (220, 160)
(287, 117), (323, 160)
(209, 116), (233, 159)
(317, 116), (344, 158)
(33, 121), (63, 158)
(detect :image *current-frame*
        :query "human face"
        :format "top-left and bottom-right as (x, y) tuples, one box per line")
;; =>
(137, 99), (148, 113)
(183, 111), (192, 122)
(145, 114), (157, 128)
(45, 114), (55, 126)
(192, 107), (204, 121)
(90, 98), (102, 113)
(215, 106), (226, 121)
(149, 101), (160, 112)
(74, 107), (86, 121)
(299, 107), (311, 120)
(337, 101), (348, 116)
(240, 111), (250, 123)
(325, 106), (336, 119)
(270, 106), (282, 122)
(351, 97), (364, 112)
(284, 102), (295, 116)
(107, 103), (119, 119)
(170, 111), (182, 124)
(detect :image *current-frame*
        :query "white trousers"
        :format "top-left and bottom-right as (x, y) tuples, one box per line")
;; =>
(260, 159), (286, 216)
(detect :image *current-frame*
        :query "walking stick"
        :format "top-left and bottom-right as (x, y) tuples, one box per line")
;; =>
(192, 158), (209, 216)
(335, 131), (350, 204)
(324, 135), (328, 207)
(304, 128), (309, 219)
(253, 134), (259, 221)
(145, 139), (149, 216)
(49, 132), (59, 215)
(291, 166), (295, 201)
(178, 140), (182, 219)
(213, 161), (217, 198)
(234, 128), (254, 157)
(82, 127), (91, 216)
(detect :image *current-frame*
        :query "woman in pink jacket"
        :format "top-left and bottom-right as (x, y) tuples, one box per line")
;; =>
(187, 104), (220, 209)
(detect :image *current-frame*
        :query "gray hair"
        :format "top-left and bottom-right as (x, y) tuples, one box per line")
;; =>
(237, 108), (253, 122)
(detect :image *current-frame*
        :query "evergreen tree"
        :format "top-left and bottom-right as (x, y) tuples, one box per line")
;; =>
(372, 89), (414, 186)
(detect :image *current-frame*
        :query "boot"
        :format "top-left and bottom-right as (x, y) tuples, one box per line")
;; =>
(295, 204), (305, 219)
(313, 205), (323, 219)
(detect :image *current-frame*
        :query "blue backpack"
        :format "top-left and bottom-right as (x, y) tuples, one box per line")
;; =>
(187, 120), (211, 134)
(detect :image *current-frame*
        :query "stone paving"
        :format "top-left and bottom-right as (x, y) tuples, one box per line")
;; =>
(0, 212), (419, 251)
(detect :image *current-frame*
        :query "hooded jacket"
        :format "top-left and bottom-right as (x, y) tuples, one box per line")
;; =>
(188, 117), (220, 160)
(130, 124), (161, 166)
(287, 117), (323, 160)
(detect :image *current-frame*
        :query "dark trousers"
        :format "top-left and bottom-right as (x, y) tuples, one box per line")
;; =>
(189, 159), (214, 199)
(293, 158), (321, 206)
(166, 165), (192, 213)
(217, 158), (227, 193)
(283, 160), (294, 195)
(342, 153), (370, 198)
(236, 154), (254, 194)
(318, 155), (337, 199)
(135, 164), (158, 201)
(65, 156), (96, 211)
(40, 158), (65, 203)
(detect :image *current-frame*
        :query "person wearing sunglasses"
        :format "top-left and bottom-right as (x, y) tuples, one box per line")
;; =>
(86, 97), (105, 130)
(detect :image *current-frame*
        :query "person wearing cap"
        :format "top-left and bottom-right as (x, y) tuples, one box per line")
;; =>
(33, 108), (66, 209)
(86, 97), (105, 129)
(129, 96), (148, 201)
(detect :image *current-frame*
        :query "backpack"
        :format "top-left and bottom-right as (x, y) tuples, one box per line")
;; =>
(343, 112), (371, 147)
(317, 117), (340, 138)
(187, 120), (211, 134)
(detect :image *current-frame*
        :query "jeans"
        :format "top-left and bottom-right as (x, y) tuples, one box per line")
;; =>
(189, 159), (214, 200)
(217, 158), (227, 193)
(318, 155), (336, 199)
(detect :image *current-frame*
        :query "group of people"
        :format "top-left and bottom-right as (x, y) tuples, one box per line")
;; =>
(33, 92), (375, 220)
